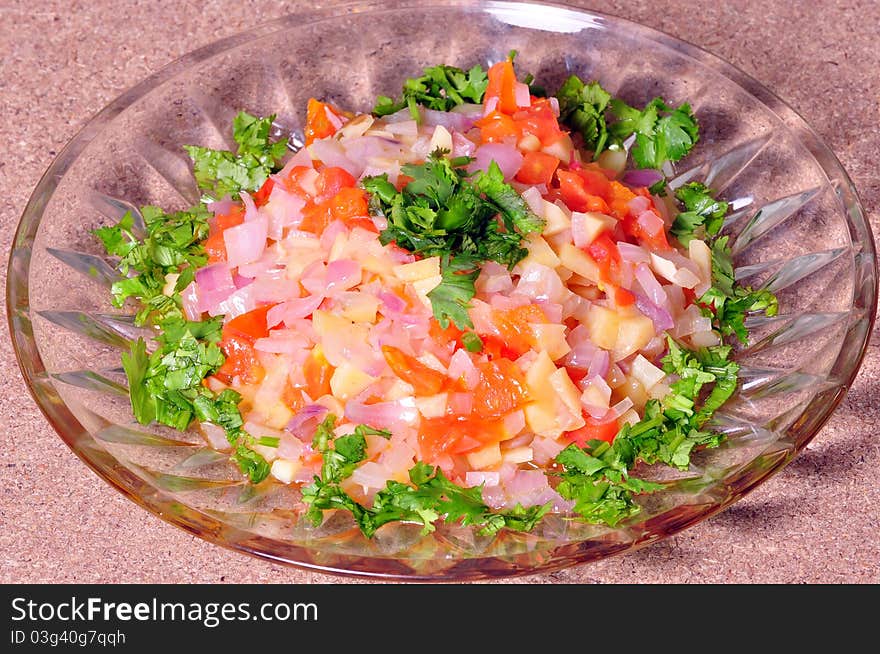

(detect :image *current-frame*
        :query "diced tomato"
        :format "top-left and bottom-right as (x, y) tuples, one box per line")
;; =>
(613, 286), (636, 306)
(588, 233), (624, 286)
(204, 206), (245, 263)
(252, 178), (275, 207)
(575, 167), (613, 201)
(305, 98), (342, 146)
(564, 365), (589, 385)
(280, 166), (315, 196)
(477, 303), (547, 359)
(564, 413), (620, 447)
(418, 414), (509, 461)
(473, 359), (529, 419)
(513, 98), (564, 146)
(607, 180), (638, 220)
(396, 173), (415, 191)
(222, 304), (273, 341)
(281, 383), (307, 413)
(215, 336), (264, 385)
(315, 166), (357, 201)
(329, 186), (369, 222)
(303, 347), (334, 400)
(484, 59), (518, 114)
(515, 151), (560, 185)
(475, 110), (521, 144)
(556, 170), (602, 211)
(214, 305), (274, 385)
(382, 345), (447, 396)
(298, 201), (330, 235)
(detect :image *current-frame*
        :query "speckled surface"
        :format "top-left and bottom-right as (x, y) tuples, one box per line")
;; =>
(1, 0), (878, 584)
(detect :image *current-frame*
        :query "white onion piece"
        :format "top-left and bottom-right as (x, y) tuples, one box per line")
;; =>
(344, 397), (419, 431)
(201, 422), (230, 451)
(468, 143), (523, 180)
(351, 461), (392, 490)
(308, 139), (361, 177)
(465, 471), (501, 488)
(211, 285), (257, 319)
(266, 294), (324, 328)
(224, 215), (268, 268)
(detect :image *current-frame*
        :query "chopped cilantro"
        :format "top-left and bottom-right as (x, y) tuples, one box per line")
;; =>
(461, 331), (484, 353)
(301, 416), (550, 538)
(671, 182), (729, 246)
(364, 151), (543, 328)
(184, 111), (287, 202)
(372, 64), (489, 120)
(555, 75), (613, 156)
(609, 97), (699, 170)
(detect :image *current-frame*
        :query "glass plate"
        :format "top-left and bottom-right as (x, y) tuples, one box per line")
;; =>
(7, 0), (876, 580)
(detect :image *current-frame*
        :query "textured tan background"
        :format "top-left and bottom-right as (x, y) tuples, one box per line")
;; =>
(1, 0), (878, 584)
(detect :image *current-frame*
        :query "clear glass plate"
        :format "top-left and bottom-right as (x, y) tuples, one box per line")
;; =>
(7, 0), (876, 580)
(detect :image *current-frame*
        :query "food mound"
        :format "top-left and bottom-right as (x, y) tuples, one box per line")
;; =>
(95, 54), (777, 537)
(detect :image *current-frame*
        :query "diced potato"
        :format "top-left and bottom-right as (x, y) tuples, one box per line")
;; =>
(503, 446), (534, 464)
(519, 233), (561, 268)
(612, 315), (655, 361)
(411, 274), (443, 305)
(581, 378), (611, 408)
(271, 458), (302, 484)
(548, 368), (582, 417)
(596, 147), (627, 176)
(328, 232), (349, 261)
(689, 238), (712, 284)
(466, 443), (502, 470)
(559, 242), (601, 284)
(393, 256), (441, 282)
(541, 199), (571, 236)
(586, 304), (620, 350)
(417, 351), (447, 373)
(620, 376), (648, 412)
(263, 402), (294, 431)
(523, 351), (559, 435)
(330, 364), (376, 400)
(384, 378), (415, 401)
(542, 133), (573, 161)
(518, 134), (542, 152)
(336, 292), (380, 323)
(162, 273), (180, 297)
(429, 125), (453, 152)
(619, 408), (641, 427)
(650, 252), (679, 283)
(530, 323), (571, 360)
(630, 354), (666, 390)
(415, 393), (448, 419)
(572, 211), (616, 247)
(315, 394), (344, 416)
(360, 254), (395, 279)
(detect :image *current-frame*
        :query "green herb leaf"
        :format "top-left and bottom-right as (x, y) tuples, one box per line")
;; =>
(609, 98), (699, 170)
(670, 182), (729, 246)
(556, 75), (613, 156)
(372, 64), (489, 119)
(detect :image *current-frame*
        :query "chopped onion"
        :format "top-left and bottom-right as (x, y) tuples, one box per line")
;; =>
(622, 169), (664, 188)
(266, 294), (324, 328)
(468, 143), (523, 180)
(422, 108), (475, 132)
(344, 397), (419, 431)
(224, 215), (268, 268)
(635, 292), (674, 332)
(286, 404), (329, 440)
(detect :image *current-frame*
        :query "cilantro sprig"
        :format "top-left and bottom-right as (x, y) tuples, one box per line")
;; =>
(363, 151), (543, 329)
(554, 75), (699, 169)
(302, 415), (550, 537)
(95, 200), (271, 483)
(669, 184), (779, 342)
(372, 64), (489, 120)
(184, 111), (288, 202)
(553, 337), (739, 526)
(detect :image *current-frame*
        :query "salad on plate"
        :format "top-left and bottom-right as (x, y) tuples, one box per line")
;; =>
(95, 53), (777, 537)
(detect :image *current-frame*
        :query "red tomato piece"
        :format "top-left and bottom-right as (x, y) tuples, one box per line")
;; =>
(515, 151), (560, 186)
(564, 413), (620, 447)
(382, 345), (447, 396)
(473, 359), (530, 419)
